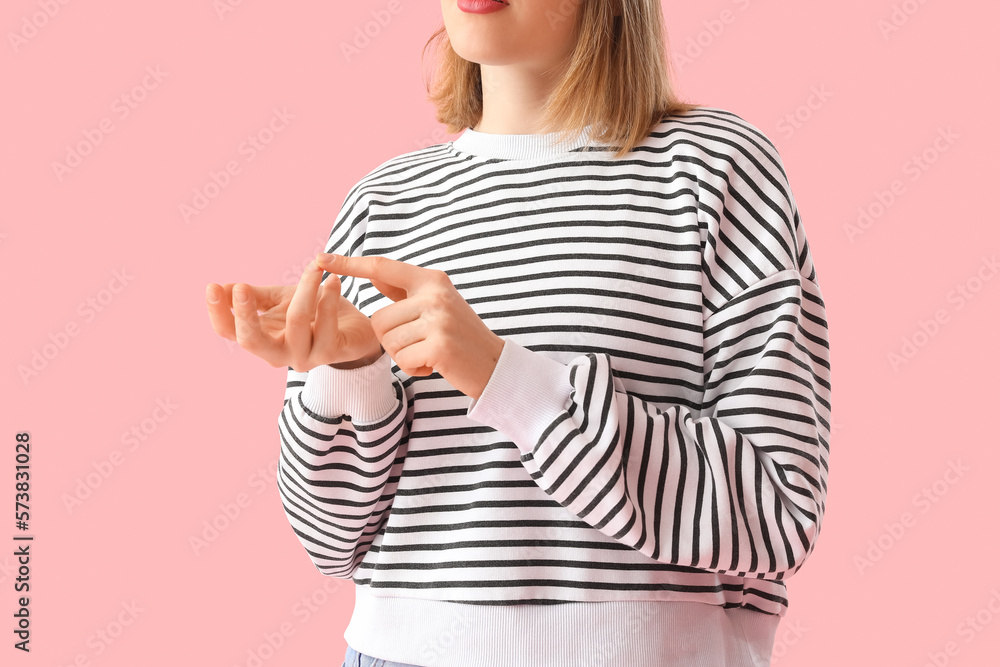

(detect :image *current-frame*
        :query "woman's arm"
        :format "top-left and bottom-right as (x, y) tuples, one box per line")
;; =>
(275, 178), (410, 579)
(465, 269), (830, 579)
(277, 354), (408, 578)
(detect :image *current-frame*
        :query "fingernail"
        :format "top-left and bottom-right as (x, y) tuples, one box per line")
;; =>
(234, 286), (248, 304)
(317, 252), (340, 265)
(206, 284), (219, 303)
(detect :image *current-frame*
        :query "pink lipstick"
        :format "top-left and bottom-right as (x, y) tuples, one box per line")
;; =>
(457, 0), (509, 15)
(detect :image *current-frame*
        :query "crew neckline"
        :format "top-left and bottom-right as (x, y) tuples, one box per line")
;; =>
(449, 123), (599, 161)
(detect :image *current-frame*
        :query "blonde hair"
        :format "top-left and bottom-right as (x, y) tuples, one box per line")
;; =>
(422, 0), (701, 160)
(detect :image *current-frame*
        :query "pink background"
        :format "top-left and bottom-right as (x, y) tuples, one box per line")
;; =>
(3, 1), (997, 665)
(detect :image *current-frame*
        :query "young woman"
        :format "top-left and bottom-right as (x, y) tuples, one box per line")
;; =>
(206, 1), (832, 665)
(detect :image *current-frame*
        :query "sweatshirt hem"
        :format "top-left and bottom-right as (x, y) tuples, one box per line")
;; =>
(344, 585), (780, 667)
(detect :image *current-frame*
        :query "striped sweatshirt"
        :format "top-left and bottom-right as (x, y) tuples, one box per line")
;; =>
(276, 106), (832, 666)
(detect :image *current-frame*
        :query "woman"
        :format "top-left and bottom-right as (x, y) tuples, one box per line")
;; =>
(206, 1), (832, 665)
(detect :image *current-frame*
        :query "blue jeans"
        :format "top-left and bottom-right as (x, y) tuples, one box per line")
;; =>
(341, 645), (422, 667)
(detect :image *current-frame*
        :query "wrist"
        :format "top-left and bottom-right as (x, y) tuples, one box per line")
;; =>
(470, 336), (505, 400)
(329, 345), (384, 369)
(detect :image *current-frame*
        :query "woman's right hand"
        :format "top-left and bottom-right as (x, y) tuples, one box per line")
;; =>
(205, 257), (384, 372)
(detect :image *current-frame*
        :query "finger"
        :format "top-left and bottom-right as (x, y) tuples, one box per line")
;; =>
(369, 276), (407, 303)
(392, 339), (434, 377)
(286, 261), (324, 354)
(311, 273), (343, 361)
(316, 253), (406, 302)
(249, 285), (289, 311)
(370, 300), (423, 340)
(316, 253), (439, 302)
(232, 283), (277, 360)
(206, 283), (238, 340)
(210, 282), (291, 315)
(380, 319), (428, 364)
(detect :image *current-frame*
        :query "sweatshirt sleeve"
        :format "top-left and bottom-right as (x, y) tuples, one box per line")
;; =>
(276, 180), (410, 579)
(466, 272), (830, 579)
(466, 128), (831, 579)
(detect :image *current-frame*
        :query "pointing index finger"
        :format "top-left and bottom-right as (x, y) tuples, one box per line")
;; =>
(317, 253), (432, 301)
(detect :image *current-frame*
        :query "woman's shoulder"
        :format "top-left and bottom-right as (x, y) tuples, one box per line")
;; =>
(666, 107), (812, 306)
(356, 142), (455, 184)
(649, 105), (786, 170)
(655, 105), (770, 140)
(338, 141), (456, 205)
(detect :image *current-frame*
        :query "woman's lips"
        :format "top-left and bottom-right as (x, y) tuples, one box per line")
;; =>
(457, 0), (510, 13)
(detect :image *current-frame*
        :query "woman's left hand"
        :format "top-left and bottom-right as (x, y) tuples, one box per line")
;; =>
(315, 252), (505, 400)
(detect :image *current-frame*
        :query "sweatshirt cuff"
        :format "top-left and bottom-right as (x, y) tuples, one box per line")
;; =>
(300, 352), (398, 423)
(466, 339), (573, 456)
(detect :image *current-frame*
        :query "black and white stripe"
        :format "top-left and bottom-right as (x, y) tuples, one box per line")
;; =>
(276, 107), (831, 617)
